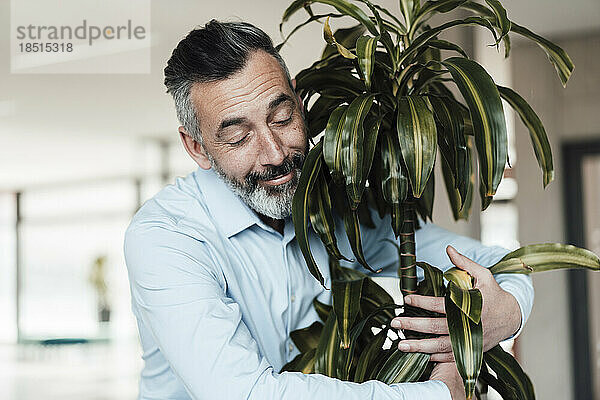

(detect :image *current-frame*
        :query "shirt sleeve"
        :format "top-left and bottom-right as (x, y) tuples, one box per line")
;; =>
(124, 223), (452, 400)
(361, 212), (533, 340)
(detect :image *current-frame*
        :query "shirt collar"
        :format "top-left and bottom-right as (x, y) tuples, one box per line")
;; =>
(193, 167), (261, 238)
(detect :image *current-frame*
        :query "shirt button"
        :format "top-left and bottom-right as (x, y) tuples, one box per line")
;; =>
(288, 343), (293, 353)
(290, 294), (296, 302)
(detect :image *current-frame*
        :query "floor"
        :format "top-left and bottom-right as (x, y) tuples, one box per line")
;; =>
(0, 340), (142, 400)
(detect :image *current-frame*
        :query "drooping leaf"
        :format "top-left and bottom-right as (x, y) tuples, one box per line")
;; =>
(427, 39), (469, 58)
(485, 345), (536, 400)
(353, 328), (388, 382)
(282, 0), (379, 36)
(314, 311), (341, 377)
(444, 267), (473, 290)
(428, 95), (468, 199)
(483, 0), (511, 43)
(291, 321), (324, 353)
(415, 169), (435, 221)
(292, 141), (326, 287)
(321, 24), (367, 59)
(341, 94), (376, 209)
(396, 95), (437, 198)
(280, 347), (317, 373)
(510, 23), (574, 87)
(309, 172), (350, 260)
(375, 349), (431, 384)
(441, 57), (507, 197)
(276, 13), (343, 51)
(448, 281), (483, 324)
(342, 206), (380, 273)
(323, 105), (349, 185)
(332, 276), (366, 348)
(356, 35), (379, 90)
(498, 85), (553, 187)
(313, 297), (333, 322)
(379, 131), (408, 204)
(307, 95), (347, 138)
(489, 243), (600, 275)
(416, 261), (445, 297)
(446, 284), (483, 399)
(324, 16), (357, 59)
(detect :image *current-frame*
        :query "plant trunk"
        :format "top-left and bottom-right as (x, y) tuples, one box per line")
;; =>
(399, 201), (417, 295)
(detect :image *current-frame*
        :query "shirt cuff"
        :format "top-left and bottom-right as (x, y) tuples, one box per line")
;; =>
(390, 379), (451, 400)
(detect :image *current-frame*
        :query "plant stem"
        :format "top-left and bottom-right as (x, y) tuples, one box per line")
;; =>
(399, 201), (417, 295)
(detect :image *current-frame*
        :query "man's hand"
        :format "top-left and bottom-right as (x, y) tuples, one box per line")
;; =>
(431, 362), (466, 400)
(390, 245), (522, 362)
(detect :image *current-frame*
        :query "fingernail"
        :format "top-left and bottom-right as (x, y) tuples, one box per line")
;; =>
(398, 343), (410, 351)
(404, 296), (412, 305)
(391, 319), (401, 329)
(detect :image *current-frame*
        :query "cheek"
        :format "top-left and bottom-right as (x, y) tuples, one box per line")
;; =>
(284, 120), (308, 150)
(216, 147), (259, 181)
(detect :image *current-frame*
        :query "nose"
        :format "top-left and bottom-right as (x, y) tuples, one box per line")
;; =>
(257, 127), (286, 166)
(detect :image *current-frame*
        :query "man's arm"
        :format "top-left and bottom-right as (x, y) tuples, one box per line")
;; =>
(413, 220), (533, 340)
(124, 223), (452, 400)
(361, 213), (533, 341)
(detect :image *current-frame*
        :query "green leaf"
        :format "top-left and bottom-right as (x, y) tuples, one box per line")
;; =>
(356, 35), (379, 90)
(399, 0), (416, 28)
(428, 95), (468, 199)
(378, 131), (408, 204)
(295, 69), (365, 101)
(292, 141), (326, 287)
(411, 0), (467, 38)
(415, 169), (435, 221)
(353, 328), (388, 382)
(276, 13), (342, 52)
(280, 347), (317, 373)
(416, 261), (445, 297)
(489, 243), (600, 275)
(483, 0), (511, 43)
(341, 94), (376, 209)
(448, 281), (483, 324)
(446, 284), (483, 399)
(444, 267), (473, 290)
(396, 95), (437, 198)
(332, 276), (366, 348)
(360, 114), (383, 190)
(440, 144), (474, 220)
(342, 206), (380, 273)
(360, 277), (396, 323)
(313, 297), (333, 322)
(323, 105), (349, 185)
(314, 311), (341, 377)
(309, 173), (350, 260)
(498, 85), (553, 187)
(442, 57), (507, 197)
(485, 345), (536, 400)
(282, 0), (379, 36)
(307, 95), (346, 138)
(291, 321), (324, 353)
(399, 17), (498, 67)
(510, 23), (573, 87)
(427, 39), (469, 58)
(375, 349), (431, 383)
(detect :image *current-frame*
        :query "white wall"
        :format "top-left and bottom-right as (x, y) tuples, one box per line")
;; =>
(512, 31), (600, 400)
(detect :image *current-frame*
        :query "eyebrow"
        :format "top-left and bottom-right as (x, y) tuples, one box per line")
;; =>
(216, 92), (295, 138)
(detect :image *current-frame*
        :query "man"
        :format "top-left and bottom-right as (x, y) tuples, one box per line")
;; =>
(124, 20), (533, 400)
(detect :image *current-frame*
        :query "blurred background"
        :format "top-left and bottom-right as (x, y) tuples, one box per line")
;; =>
(0, 0), (598, 399)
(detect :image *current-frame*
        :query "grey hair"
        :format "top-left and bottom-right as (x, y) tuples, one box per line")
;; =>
(164, 20), (294, 144)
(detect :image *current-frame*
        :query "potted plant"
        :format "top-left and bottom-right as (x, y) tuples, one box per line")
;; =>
(277, 1), (599, 398)
(89, 255), (111, 323)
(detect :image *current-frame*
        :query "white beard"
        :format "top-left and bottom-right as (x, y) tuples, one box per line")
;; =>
(207, 154), (300, 220)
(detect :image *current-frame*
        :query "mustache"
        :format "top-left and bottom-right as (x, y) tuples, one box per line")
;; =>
(245, 152), (305, 188)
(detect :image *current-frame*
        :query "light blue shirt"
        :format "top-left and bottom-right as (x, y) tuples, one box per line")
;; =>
(124, 166), (533, 400)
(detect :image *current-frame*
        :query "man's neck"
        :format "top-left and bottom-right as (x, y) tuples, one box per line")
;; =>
(258, 213), (285, 235)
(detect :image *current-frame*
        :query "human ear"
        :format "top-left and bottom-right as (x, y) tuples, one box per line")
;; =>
(179, 127), (211, 170)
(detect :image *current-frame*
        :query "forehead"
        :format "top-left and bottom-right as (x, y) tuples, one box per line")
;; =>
(189, 50), (292, 133)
